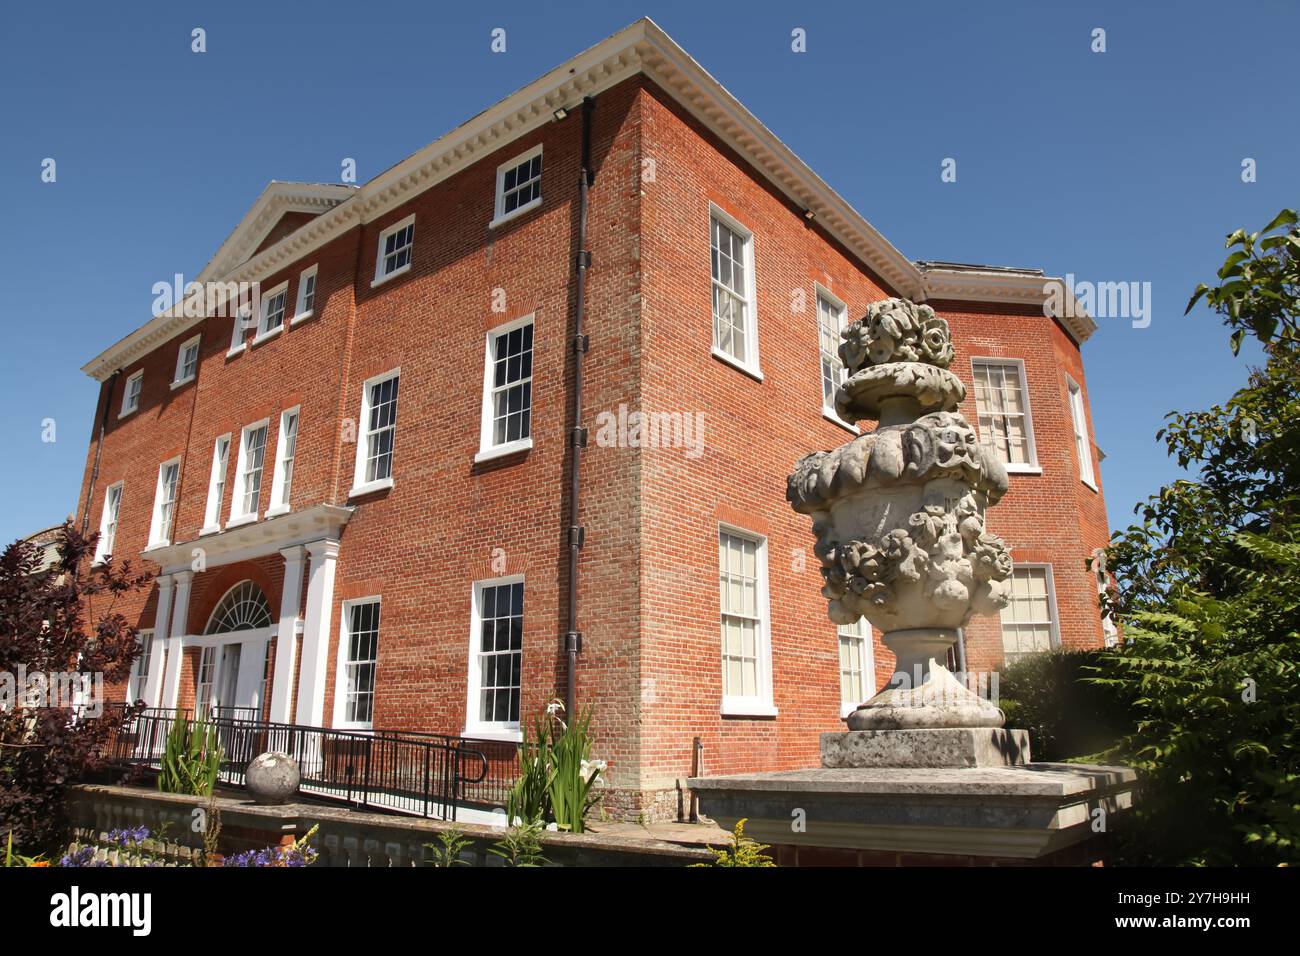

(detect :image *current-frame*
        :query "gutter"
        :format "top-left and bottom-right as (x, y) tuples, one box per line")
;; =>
(81, 370), (121, 537)
(564, 96), (596, 713)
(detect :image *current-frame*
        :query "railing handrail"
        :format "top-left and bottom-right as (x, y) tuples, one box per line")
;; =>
(100, 708), (516, 822)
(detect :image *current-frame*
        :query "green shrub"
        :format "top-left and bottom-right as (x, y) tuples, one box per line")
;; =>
(424, 826), (472, 867)
(489, 821), (548, 867)
(692, 819), (776, 867)
(999, 650), (1134, 762)
(505, 699), (603, 833)
(1096, 209), (1300, 865)
(157, 713), (223, 796)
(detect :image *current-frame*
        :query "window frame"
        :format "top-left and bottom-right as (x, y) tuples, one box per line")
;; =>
(252, 280), (289, 344)
(147, 457), (181, 549)
(333, 596), (381, 730)
(172, 334), (201, 388)
(228, 302), (256, 356)
(814, 283), (857, 432)
(292, 264), (319, 324)
(119, 370), (143, 418)
(463, 574), (526, 742)
(372, 214), (415, 287)
(998, 563), (1062, 664)
(128, 629), (154, 703)
(266, 406), (300, 517)
(475, 314), (536, 463)
(836, 617), (875, 719)
(970, 356), (1040, 474)
(201, 434), (231, 535)
(350, 368), (400, 497)
(717, 523), (777, 717)
(1064, 374), (1097, 490)
(490, 144), (544, 228)
(93, 481), (124, 565)
(229, 419), (270, 526)
(709, 205), (762, 381)
(195, 645), (217, 719)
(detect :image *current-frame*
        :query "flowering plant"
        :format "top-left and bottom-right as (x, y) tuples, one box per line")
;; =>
(226, 824), (319, 867)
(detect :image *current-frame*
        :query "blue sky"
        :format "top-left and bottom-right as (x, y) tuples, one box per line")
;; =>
(1, 0), (1296, 547)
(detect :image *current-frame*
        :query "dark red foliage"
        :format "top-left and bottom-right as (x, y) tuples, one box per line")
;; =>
(0, 524), (150, 854)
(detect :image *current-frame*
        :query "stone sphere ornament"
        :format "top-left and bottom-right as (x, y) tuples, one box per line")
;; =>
(246, 752), (300, 805)
(788, 298), (1013, 731)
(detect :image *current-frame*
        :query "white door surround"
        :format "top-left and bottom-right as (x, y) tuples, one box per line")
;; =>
(138, 504), (350, 722)
(184, 627), (272, 715)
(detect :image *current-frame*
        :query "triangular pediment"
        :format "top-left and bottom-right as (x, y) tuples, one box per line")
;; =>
(197, 181), (357, 281)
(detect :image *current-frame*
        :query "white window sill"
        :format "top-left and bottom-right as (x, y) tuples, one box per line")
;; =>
(461, 727), (523, 743)
(334, 724), (374, 733)
(289, 310), (314, 326)
(170, 376), (195, 391)
(474, 437), (533, 464)
(1005, 464), (1043, 476)
(117, 407), (138, 420)
(488, 197), (542, 230)
(250, 327), (282, 348)
(91, 556), (110, 568)
(839, 704), (860, 720)
(721, 700), (779, 718)
(711, 347), (764, 382)
(199, 524), (222, 537)
(226, 513), (258, 529)
(226, 344), (246, 359)
(264, 505), (291, 518)
(823, 407), (859, 434)
(1081, 476), (1099, 492)
(370, 264), (411, 288)
(348, 477), (394, 498)
(143, 540), (171, 553)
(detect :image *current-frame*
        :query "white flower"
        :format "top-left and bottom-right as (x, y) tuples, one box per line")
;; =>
(580, 758), (607, 783)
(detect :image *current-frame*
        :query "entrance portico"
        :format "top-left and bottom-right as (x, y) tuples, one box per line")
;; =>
(136, 504), (351, 725)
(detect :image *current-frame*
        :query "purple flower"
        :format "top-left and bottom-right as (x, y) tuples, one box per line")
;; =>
(59, 846), (105, 867)
(106, 826), (150, 848)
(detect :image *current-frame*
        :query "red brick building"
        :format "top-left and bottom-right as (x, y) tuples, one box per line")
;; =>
(74, 19), (1110, 818)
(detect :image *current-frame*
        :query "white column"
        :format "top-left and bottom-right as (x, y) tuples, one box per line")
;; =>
(161, 570), (194, 710)
(142, 574), (174, 707)
(268, 545), (306, 723)
(295, 539), (339, 727)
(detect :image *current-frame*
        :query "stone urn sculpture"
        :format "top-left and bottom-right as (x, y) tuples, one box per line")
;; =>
(789, 298), (1020, 755)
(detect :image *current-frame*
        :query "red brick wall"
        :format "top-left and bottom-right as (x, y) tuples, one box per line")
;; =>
(73, 72), (1109, 818)
(634, 79), (1111, 804)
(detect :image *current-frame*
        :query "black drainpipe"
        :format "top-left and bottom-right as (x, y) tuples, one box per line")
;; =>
(81, 369), (121, 537)
(564, 96), (595, 713)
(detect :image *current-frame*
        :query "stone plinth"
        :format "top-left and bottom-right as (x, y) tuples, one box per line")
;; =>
(822, 728), (1030, 769)
(689, 763), (1136, 864)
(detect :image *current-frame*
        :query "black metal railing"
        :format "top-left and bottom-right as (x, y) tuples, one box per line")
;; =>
(103, 709), (517, 821)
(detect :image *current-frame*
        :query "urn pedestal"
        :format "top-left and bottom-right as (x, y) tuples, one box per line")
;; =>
(689, 298), (1135, 865)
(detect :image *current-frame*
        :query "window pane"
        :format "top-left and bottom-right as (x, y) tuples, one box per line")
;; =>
(488, 322), (533, 447)
(1000, 567), (1054, 663)
(475, 582), (524, 725)
(719, 531), (764, 701)
(973, 362), (1033, 466)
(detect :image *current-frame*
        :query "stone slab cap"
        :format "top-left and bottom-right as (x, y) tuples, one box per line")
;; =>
(821, 728), (1031, 769)
(686, 763), (1137, 858)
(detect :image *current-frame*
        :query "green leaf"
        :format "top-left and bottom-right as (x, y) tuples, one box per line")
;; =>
(1262, 208), (1298, 233)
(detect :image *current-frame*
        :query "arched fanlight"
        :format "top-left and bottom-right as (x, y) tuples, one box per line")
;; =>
(204, 580), (273, 634)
